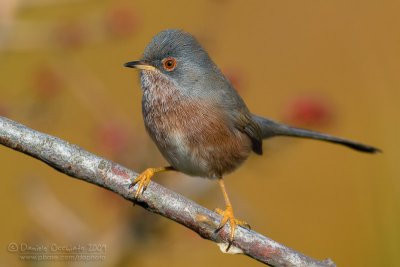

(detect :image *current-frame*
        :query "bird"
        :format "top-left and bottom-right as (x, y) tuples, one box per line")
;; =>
(124, 29), (380, 250)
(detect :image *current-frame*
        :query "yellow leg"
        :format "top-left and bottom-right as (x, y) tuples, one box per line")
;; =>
(130, 166), (174, 199)
(215, 178), (250, 251)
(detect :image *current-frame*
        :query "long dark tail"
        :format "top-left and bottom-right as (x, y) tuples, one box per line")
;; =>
(252, 114), (381, 153)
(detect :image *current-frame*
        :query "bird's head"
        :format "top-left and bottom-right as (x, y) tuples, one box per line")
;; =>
(124, 29), (226, 97)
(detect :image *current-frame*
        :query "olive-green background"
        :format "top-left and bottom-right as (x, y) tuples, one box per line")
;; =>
(0, 1), (398, 266)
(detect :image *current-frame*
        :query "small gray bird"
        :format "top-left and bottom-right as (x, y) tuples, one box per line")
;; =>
(124, 29), (379, 249)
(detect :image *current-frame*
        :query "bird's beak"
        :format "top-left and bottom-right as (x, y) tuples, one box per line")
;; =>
(123, 61), (156, 71)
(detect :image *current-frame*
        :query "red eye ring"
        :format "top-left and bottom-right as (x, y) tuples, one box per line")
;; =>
(162, 57), (177, 71)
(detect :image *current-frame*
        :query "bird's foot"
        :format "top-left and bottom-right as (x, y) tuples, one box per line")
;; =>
(215, 205), (250, 251)
(129, 166), (174, 200)
(129, 168), (157, 199)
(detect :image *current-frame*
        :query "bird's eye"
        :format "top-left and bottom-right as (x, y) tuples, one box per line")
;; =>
(162, 57), (177, 71)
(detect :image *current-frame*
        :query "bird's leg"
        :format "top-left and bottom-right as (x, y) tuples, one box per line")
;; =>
(130, 166), (174, 199)
(215, 178), (250, 251)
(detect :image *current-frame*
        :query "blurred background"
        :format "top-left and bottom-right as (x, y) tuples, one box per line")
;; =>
(0, 0), (398, 266)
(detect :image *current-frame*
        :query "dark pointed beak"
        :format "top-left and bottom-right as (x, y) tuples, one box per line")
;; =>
(123, 60), (156, 71)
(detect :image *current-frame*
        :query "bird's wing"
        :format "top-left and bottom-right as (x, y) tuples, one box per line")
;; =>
(214, 81), (263, 155)
(232, 110), (263, 155)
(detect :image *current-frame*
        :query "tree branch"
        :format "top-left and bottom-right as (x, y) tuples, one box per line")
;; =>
(0, 116), (335, 267)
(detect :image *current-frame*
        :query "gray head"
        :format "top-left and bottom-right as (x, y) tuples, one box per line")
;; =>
(124, 29), (230, 97)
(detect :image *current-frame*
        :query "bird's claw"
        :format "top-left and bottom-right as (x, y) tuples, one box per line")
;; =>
(130, 168), (156, 200)
(214, 206), (250, 251)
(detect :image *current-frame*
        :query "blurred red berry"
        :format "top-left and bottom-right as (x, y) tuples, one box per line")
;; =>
(32, 65), (63, 99)
(54, 22), (86, 49)
(223, 67), (243, 92)
(105, 6), (138, 38)
(96, 121), (130, 157)
(0, 103), (8, 116)
(282, 95), (334, 128)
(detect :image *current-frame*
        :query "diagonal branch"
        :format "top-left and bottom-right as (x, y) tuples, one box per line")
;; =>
(0, 116), (335, 267)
